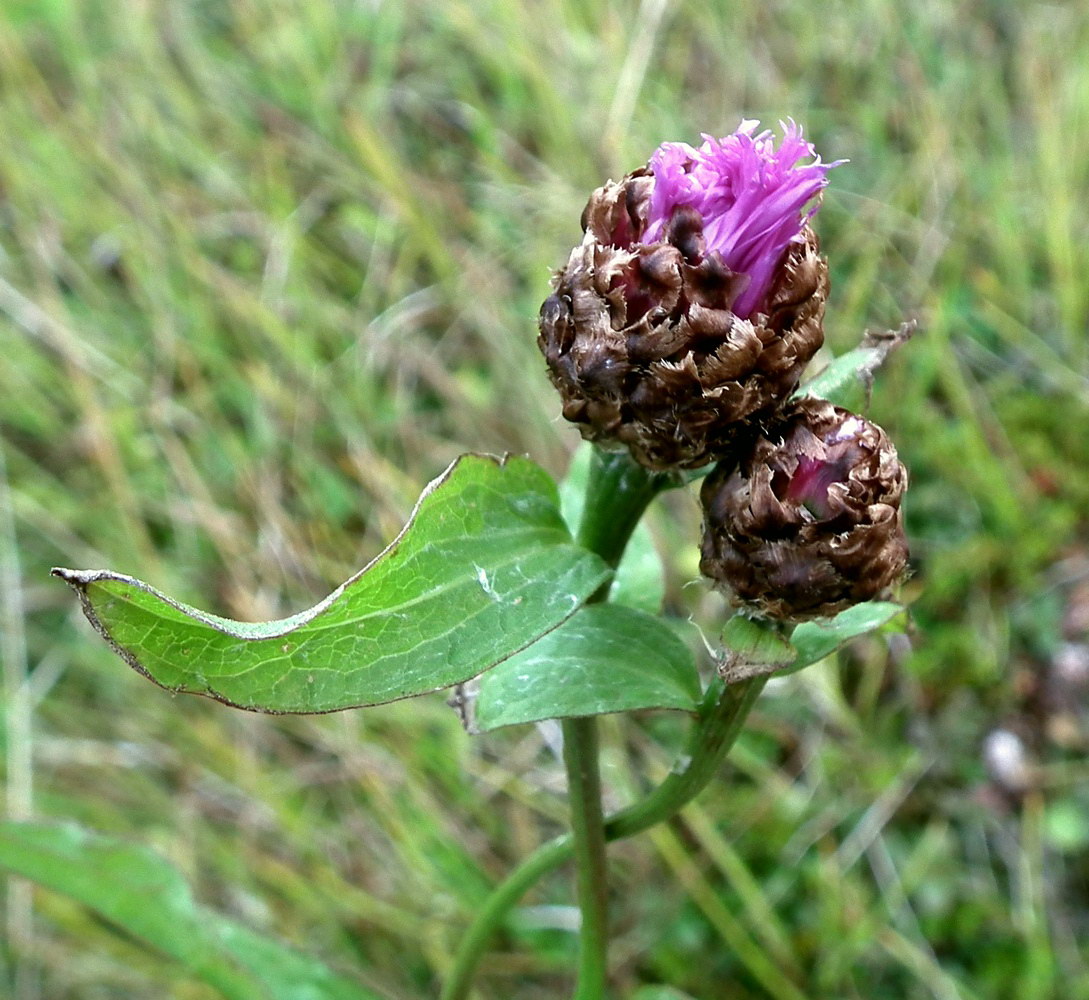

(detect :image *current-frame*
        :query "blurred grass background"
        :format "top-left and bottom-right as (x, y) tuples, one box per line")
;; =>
(2, 0), (1089, 997)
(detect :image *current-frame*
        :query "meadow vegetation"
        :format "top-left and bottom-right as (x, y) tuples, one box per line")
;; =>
(2, 1), (1089, 997)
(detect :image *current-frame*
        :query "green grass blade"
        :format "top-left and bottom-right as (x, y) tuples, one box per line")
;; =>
(0, 821), (379, 1000)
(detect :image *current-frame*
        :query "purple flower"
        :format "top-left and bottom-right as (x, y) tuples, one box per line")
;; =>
(642, 120), (842, 319)
(537, 119), (838, 470)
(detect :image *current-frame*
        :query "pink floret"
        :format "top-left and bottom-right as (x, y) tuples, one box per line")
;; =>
(643, 120), (842, 319)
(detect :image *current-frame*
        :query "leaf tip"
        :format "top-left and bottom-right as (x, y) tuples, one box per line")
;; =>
(51, 566), (96, 589)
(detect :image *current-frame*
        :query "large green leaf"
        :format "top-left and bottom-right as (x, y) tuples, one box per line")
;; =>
(53, 454), (611, 713)
(559, 442), (666, 615)
(469, 603), (701, 731)
(0, 821), (378, 1000)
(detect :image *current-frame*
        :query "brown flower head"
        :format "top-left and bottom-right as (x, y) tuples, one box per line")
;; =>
(538, 121), (841, 470)
(699, 398), (909, 621)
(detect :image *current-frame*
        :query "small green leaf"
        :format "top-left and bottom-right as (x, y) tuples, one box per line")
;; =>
(796, 321), (916, 409)
(717, 603), (907, 682)
(0, 821), (378, 1000)
(559, 443), (666, 614)
(470, 603), (701, 731)
(720, 614), (797, 665)
(796, 346), (873, 409)
(778, 601), (907, 676)
(54, 454), (611, 713)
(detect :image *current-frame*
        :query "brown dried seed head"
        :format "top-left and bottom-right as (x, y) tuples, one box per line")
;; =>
(538, 170), (829, 470)
(699, 398), (909, 621)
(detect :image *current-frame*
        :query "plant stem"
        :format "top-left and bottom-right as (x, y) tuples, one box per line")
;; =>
(609, 675), (767, 839)
(440, 836), (572, 1000)
(441, 674), (768, 1000)
(559, 448), (665, 997)
(576, 447), (673, 579)
(561, 715), (609, 999)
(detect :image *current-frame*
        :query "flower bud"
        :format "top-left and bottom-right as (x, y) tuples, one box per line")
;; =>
(699, 399), (909, 621)
(539, 121), (842, 470)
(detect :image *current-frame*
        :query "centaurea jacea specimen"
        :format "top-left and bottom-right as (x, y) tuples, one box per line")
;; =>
(42, 113), (916, 1000)
(539, 120), (842, 469)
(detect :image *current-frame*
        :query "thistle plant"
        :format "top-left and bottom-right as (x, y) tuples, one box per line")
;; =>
(2, 120), (915, 1000)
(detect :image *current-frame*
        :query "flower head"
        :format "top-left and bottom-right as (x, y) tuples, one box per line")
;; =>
(538, 121), (839, 470)
(699, 399), (909, 621)
(643, 121), (841, 318)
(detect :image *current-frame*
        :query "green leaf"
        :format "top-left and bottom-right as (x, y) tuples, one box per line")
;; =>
(53, 454), (611, 713)
(0, 821), (378, 1000)
(796, 346), (874, 409)
(720, 614), (797, 666)
(559, 442), (665, 614)
(796, 321), (917, 409)
(469, 603), (701, 731)
(717, 603), (907, 682)
(778, 601), (907, 676)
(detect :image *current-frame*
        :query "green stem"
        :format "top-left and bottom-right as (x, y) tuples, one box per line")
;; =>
(609, 674), (767, 839)
(562, 715), (609, 999)
(440, 836), (571, 1000)
(441, 674), (768, 1000)
(559, 449), (665, 997)
(574, 448), (671, 571)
